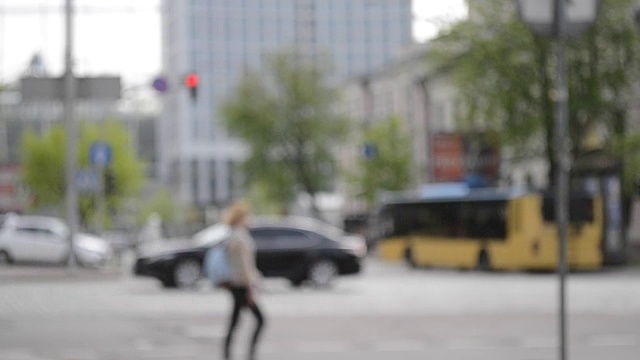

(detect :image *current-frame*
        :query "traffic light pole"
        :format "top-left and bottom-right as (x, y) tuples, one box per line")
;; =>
(64, 0), (79, 271)
(95, 162), (105, 235)
(553, 1), (569, 359)
(94, 102), (109, 236)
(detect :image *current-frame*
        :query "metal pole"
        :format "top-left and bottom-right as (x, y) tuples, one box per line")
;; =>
(0, 88), (6, 164)
(95, 103), (110, 236)
(64, 0), (79, 270)
(0, 1), (5, 164)
(417, 77), (432, 183)
(95, 162), (105, 234)
(553, 0), (569, 359)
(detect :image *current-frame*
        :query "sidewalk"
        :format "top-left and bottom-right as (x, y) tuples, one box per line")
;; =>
(0, 264), (126, 284)
(0, 251), (135, 284)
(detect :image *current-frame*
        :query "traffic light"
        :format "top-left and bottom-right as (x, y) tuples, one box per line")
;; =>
(103, 169), (116, 196)
(184, 73), (199, 101)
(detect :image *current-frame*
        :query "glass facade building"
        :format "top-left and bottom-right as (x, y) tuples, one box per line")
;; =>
(159, 0), (412, 206)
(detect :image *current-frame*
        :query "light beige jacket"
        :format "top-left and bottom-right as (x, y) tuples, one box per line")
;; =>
(226, 227), (261, 287)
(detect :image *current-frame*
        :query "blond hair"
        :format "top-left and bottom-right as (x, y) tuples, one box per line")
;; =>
(222, 200), (250, 226)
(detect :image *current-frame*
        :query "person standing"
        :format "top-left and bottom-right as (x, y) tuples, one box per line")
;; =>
(221, 200), (265, 360)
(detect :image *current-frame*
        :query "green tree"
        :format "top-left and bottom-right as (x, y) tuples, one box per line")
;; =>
(349, 116), (412, 207)
(20, 120), (145, 227)
(430, 0), (640, 191)
(136, 188), (178, 225)
(21, 126), (67, 206)
(221, 51), (349, 215)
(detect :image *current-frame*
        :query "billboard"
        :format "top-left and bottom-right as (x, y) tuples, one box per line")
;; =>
(20, 76), (121, 102)
(431, 133), (500, 184)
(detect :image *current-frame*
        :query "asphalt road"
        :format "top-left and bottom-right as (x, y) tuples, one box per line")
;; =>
(0, 257), (639, 360)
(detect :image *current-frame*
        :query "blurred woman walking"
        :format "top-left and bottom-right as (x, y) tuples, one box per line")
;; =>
(221, 200), (265, 360)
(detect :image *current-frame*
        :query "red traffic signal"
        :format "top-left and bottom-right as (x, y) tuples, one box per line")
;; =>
(184, 73), (198, 100)
(184, 73), (199, 88)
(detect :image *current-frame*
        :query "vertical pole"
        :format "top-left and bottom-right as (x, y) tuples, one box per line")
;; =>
(554, 1), (569, 359)
(0, 2), (5, 164)
(0, 88), (6, 164)
(95, 104), (111, 236)
(64, 0), (79, 270)
(95, 162), (105, 235)
(417, 77), (432, 183)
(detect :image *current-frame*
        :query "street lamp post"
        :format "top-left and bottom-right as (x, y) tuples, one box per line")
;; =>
(516, 1), (599, 360)
(64, 0), (79, 270)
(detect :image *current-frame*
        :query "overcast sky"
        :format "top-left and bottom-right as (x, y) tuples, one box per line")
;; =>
(0, 0), (467, 86)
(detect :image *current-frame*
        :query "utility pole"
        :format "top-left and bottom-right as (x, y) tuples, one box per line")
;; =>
(553, 1), (569, 358)
(64, 0), (79, 270)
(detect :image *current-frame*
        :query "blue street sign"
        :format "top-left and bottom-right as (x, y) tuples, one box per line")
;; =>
(76, 169), (98, 193)
(90, 142), (112, 166)
(363, 143), (377, 160)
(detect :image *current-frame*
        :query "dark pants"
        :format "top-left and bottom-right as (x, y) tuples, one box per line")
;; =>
(224, 286), (265, 359)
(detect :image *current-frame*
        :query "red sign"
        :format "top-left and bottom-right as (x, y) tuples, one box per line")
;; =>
(431, 133), (500, 184)
(432, 134), (464, 181)
(0, 165), (27, 212)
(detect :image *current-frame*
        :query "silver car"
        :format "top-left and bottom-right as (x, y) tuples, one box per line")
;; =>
(0, 214), (113, 267)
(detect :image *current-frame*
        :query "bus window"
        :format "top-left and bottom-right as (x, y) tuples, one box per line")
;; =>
(458, 201), (507, 239)
(401, 200), (507, 240)
(411, 202), (458, 237)
(542, 194), (594, 224)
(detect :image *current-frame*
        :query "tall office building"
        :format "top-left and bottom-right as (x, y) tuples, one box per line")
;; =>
(159, 0), (413, 207)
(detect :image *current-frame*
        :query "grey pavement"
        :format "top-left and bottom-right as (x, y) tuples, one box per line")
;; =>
(1, 313), (638, 360)
(0, 257), (639, 359)
(2, 259), (639, 319)
(0, 263), (122, 284)
(0, 249), (136, 284)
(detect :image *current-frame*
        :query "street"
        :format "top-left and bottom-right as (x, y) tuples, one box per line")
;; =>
(0, 257), (639, 359)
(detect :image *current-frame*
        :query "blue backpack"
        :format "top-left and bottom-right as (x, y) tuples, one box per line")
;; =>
(204, 239), (232, 287)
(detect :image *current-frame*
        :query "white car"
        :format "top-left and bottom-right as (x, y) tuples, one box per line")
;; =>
(0, 214), (113, 267)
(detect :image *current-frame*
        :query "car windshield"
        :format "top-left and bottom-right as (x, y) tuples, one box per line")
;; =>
(191, 223), (231, 247)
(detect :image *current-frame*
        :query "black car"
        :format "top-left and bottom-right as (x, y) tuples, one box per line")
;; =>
(133, 216), (367, 288)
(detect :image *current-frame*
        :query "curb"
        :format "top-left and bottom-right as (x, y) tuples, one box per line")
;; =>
(0, 265), (127, 284)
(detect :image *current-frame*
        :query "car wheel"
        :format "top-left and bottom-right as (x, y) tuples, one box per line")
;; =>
(289, 278), (304, 288)
(72, 253), (86, 268)
(161, 277), (177, 288)
(308, 259), (338, 287)
(172, 258), (202, 288)
(404, 247), (417, 268)
(476, 251), (491, 272)
(0, 250), (12, 265)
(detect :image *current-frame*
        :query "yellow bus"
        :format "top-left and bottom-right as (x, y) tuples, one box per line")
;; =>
(373, 183), (603, 271)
